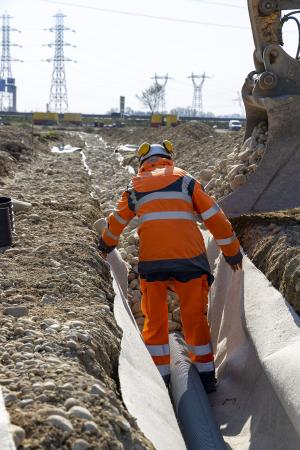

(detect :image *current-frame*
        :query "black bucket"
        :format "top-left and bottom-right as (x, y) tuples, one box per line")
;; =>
(0, 197), (14, 232)
(0, 207), (12, 247)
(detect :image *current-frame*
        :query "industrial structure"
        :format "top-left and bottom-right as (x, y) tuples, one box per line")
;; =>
(46, 12), (75, 114)
(0, 13), (21, 112)
(188, 72), (211, 116)
(151, 73), (171, 113)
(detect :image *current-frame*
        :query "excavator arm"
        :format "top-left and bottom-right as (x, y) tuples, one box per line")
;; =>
(220, 0), (300, 217)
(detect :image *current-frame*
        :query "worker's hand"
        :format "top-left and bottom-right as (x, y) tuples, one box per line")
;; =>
(230, 261), (243, 272)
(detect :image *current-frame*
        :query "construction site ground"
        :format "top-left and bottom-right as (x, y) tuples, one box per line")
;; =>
(0, 122), (299, 449)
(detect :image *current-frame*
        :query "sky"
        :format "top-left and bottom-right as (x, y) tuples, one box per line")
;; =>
(0, 0), (298, 115)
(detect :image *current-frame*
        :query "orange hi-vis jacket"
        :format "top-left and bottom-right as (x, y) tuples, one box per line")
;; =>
(101, 158), (242, 282)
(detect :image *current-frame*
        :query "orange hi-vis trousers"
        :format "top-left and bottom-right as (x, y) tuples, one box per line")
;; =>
(140, 275), (214, 379)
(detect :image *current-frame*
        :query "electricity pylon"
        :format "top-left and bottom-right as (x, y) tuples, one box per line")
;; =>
(46, 12), (76, 113)
(151, 73), (172, 113)
(0, 13), (22, 112)
(187, 72), (211, 116)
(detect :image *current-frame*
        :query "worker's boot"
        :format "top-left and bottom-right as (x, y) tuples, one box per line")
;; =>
(199, 371), (217, 393)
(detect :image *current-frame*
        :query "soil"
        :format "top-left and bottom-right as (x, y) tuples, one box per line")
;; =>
(0, 125), (154, 450)
(0, 121), (299, 449)
(98, 122), (244, 180)
(232, 210), (300, 314)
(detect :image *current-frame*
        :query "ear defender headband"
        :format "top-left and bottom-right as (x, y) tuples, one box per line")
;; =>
(162, 140), (173, 154)
(137, 140), (174, 164)
(137, 142), (151, 158)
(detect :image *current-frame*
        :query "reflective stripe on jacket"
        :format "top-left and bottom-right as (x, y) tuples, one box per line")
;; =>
(101, 158), (242, 279)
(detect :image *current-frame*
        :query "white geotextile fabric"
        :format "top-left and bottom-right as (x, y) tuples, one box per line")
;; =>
(205, 234), (300, 450)
(107, 250), (186, 450)
(0, 387), (15, 450)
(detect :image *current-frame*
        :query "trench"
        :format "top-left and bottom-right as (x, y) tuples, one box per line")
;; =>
(69, 133), (300, 449)
(2, 131), (299, 450)
(80, 133), (300, 450)
(49, 135), (222, 449)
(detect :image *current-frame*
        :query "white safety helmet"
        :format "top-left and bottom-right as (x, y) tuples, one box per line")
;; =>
(138, 140), (174, 165)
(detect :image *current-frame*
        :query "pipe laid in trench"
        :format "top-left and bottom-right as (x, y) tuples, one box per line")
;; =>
(170, 332), (227, 450)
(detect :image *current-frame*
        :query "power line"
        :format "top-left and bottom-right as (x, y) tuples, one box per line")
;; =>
(41, 0), (249, 30)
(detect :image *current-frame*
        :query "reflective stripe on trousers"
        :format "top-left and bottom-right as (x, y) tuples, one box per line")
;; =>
(140, 275), (214, 377)
(194, 361), (215, 373)
(146, 343), (170, 357)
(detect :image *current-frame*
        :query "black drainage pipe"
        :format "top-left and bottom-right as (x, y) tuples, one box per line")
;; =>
(170, 332), (227, 450)
(0, 197), (14, 232)
(0, 207), (12, 247)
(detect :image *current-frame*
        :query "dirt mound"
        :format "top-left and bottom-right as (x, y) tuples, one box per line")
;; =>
(0, 125), (35, 159)
(98, 122), (243, 183)
(0, 125), (37, 179)
(98, 121), (213, 146)
(233, 209), (300, 314)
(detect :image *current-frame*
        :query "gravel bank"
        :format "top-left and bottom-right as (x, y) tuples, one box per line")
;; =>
(0, 126), (154, 450)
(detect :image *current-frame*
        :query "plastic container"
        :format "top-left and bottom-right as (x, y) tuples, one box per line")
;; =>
(0, 197), (14, 231)
(0, 207), (12, 247)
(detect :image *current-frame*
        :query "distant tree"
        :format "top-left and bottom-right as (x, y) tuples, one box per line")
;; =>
(202, 111), (215, 117)
(170, 106), (195, 117)
(125, 106), (135, 115)
(170, 108), (219, 117)
(106, 107), (118, 114)
(136, 83), (163, 113)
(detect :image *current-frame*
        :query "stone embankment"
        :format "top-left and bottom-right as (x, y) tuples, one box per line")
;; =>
(0, 127), (154, 450)
(203, 122), (267, 199)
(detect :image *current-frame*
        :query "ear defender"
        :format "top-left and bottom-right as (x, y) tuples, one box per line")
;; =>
(162, 140), (173, 154)
(137, 142), (151, 158)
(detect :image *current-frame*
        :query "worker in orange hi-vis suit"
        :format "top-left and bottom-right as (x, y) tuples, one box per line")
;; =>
(98, 140), (243, 392)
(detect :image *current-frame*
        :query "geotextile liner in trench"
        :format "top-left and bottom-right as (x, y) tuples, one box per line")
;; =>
(107, 249), (187, 450)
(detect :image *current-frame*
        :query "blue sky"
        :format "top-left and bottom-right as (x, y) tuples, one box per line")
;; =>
(0, 0), (298, 115)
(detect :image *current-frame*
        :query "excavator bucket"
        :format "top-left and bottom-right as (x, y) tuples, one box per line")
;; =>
(220, 0), (300, 218)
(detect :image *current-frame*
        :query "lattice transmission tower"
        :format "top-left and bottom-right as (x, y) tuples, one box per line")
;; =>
(187, 72), (210, 116)
(46, 12), (75, 113)
(0, 13), (22, 112)
(151, 73), (171, 113)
